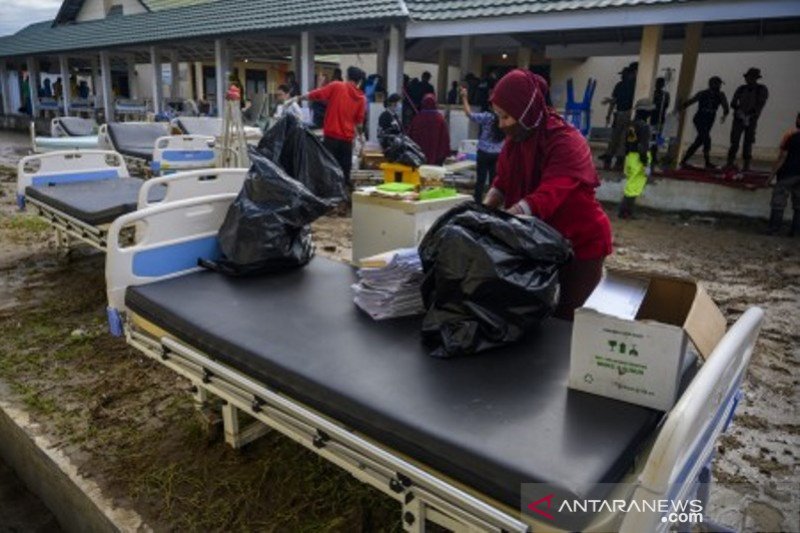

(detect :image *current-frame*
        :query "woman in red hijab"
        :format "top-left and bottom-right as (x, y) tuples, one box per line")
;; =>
(408, 94), (451, 165)
(485, 69), (612, 320)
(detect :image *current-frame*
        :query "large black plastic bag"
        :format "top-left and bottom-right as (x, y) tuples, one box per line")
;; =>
(257, 113), (347, 202)
(204, 149), (335, 276)
(418, 203), (573, 358)
(382, 134), (426, 168)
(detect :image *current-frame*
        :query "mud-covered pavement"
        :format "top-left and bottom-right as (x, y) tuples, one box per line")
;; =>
(0, 129), (797, 531)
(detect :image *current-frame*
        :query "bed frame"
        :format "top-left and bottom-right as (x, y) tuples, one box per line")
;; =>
(18, 151), (245, 252)
(104, 193), (764, 533)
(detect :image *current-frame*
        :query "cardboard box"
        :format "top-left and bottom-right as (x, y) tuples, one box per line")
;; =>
(569, 271), (727, 411)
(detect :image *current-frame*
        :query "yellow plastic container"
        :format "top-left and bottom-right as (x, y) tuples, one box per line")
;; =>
(380, 162), (421, 186)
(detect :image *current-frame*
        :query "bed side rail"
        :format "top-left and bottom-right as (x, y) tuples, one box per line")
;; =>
(97, 124), (113, 151)
(105, 193), (236, 335)
(17, 149), (129, 210)
(137, 167), (247, 209)
(151, 135), (218, 175)
(621, 307), (765, 533)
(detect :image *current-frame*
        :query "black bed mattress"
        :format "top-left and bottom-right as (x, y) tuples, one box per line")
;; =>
(107, 122), (169, 161)
(125, 257), (664, 514)
(56, 116), (95, 137)
(26, 178), (165, 225)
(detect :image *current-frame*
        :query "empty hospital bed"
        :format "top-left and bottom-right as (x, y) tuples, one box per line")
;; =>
(104, 193), (764, 532)
(30, 118), (100, 153)
(99, 122), (217, 176)
(172, 116), (263, 142)
(18, 150), (246, 252)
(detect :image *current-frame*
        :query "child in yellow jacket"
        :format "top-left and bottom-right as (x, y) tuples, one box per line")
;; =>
(619, 99), (654, 219)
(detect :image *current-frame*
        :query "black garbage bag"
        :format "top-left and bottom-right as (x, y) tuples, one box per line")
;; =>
(418, 202), (573, 358)
(257, 113), (347, 202)
(382, 134), (426, 168)
(202, 149), (335, 276)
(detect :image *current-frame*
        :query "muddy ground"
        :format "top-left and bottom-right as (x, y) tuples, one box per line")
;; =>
(0, 130), (797, 532)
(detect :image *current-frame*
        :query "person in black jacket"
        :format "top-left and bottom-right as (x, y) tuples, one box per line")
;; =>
(727, 68), (769, 171)
(680, 76), (730, 169)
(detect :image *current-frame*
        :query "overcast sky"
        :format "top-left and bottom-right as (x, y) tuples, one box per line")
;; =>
(0, 0), (62, 37)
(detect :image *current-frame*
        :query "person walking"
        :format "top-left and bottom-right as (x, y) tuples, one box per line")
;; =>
(727, 67), (769, 171)
(680, 76), (730, 169)
(601, 63), (638, 171)
(767, 113), (800, 236)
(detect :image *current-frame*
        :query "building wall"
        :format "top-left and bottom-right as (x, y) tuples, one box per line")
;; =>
(76, 0), (147, 22)
(549, 51), (799, 159)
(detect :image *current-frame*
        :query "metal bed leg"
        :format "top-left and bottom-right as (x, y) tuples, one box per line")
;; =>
(221, 401), (269, 449)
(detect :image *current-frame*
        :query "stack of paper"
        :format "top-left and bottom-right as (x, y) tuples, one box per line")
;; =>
(352, 248), (425, 320)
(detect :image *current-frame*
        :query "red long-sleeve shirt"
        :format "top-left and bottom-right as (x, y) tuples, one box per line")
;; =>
(492, 150), (612, 261)
(308, 81), (366, 142)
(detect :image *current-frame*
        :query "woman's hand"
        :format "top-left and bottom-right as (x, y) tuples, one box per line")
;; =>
(506, 203), (525, 216)
(459, 86), (468, 100)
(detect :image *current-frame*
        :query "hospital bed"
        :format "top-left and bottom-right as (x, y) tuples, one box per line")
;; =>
(30, 119), (100, 153)
(98, 122), (216, 176)
(172, 116), (263, 142)
(18, 150), (246, 252)
(104, 193), (764, 532)
(114, 99), (148, 120)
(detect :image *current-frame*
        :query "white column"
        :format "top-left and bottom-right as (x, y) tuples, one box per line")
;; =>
(376, 39), (387, 82)
(59, 55), (71, 115)
(194, 61), (204, 101)
(668, 22), (703, 167)
(26, 57), (40, 118)
(300, 31), (315, 95)
(99, 51), (113, 122)
(126, 55), (137, 99)
(150, 46), (163, 114)
(386, 25), (405, 95)
(459, 35), (472, 81)
(0, 61), (11, 115)
(214, 38), (227, 115)
(170, 50), (180, 98)
(436, 47), (448, 104)
(634, 25), (664, 103)
(90, 57), (99, 97)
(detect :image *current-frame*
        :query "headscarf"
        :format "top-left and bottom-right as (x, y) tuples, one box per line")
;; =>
(407, 94), (451, 165)
(490, 69), (598, 202)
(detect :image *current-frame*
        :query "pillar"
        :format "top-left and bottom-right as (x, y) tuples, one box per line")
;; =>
(459, 36), (472, 81)
(386, 25), (405, 96)
(214, 39), (227, 115)
(634, 24), (664, 103)
(170, 50), (180, 98)
(99, 51), (113, 122)
(150, 46), (163, 114)
(668, 22), (703, 167)
(59, 55), (71, 115)
(436, 47), (448, 104)
(26, 57), (40, 118)
(300, 31), (315, 94)
(126, 55), (137, 99)
(0, 61), (11, 115)
(517, 47), (533, 70)
(194, 62), (204, 101)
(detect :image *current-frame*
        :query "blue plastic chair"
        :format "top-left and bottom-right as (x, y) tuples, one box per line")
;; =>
(563, 78), (597, 136)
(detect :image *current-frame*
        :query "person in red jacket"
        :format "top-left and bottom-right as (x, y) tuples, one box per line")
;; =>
(407, 94), (451, 165)
(298, 66), (366, 185)
(484, 69), (613, 320)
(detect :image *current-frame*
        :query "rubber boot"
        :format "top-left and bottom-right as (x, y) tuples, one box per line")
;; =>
(791, 211), (800, 237)
(766, 209), (784, 235)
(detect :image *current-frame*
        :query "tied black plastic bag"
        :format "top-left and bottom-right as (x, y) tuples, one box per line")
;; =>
(419, 203), (573, 358)
(382, 134), (426, 168)
(203, 148), (337, 276)
(257, 113), (347, 202)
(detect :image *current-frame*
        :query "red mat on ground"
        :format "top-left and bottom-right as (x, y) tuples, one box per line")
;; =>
(654, 166), (770, 190)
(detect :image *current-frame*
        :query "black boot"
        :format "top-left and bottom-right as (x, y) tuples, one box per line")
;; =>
(742, 159), (751, 172)
(791, 211), (800, 237)
(767, 209), (784, 235)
